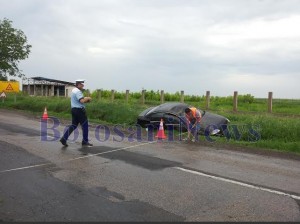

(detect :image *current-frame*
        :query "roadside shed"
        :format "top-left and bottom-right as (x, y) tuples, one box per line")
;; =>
(22, 77), (74, 97)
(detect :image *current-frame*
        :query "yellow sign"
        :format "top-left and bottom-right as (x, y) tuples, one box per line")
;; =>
(0, 81), (20, 93)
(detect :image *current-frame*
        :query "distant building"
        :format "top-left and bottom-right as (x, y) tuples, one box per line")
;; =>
(22, 77), (74, 97)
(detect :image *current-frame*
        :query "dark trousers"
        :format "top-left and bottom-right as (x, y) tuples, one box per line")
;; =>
(62, 108), (89, 143)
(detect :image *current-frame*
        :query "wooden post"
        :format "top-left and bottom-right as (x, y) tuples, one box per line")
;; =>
(111, 89), (115, 102)
(160, 90), (164, 104)
(141, 89), (145, 104)
(268, 92), (273, 113)
(180, 90), (184, 103)
(126, 90), (129, 103)
(97, 89), (102, 100)
(233, 91), (238, 112)
(205, 91), (210, 110)
(56, 88), (59, 97)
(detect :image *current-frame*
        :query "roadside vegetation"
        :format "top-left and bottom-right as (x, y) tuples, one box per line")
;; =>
(1, 92), (299, 154)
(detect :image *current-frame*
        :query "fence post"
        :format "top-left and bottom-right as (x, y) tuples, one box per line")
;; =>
(205, 91), (210, 110)
(111, 89), (115, 102)
(141, 89), (145, 104)
(160, 90), (164, 104)
(180, 90), (184, 103)
(233, 91), (238, 112)
(97, 89), (102, 100)
(126, 90), (129, 103)
(268, 92), (273, 113)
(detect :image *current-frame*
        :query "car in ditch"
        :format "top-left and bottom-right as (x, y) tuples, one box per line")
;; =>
(136, 102), (230, 135)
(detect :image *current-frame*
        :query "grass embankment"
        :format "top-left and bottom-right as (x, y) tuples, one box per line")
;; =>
(1, 93), (299, 154)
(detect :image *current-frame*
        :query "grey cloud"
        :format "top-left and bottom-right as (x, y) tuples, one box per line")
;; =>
(2, 0), (300, 98)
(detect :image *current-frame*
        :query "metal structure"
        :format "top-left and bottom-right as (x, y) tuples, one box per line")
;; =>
(22, 77), (75, 97)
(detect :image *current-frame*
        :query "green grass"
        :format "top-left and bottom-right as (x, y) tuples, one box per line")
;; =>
(207, 113), (300, 153)
(1, 93), (299, 154)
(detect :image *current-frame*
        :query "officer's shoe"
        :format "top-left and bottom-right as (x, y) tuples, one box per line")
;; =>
(60, 138), (68, 147)
(82, 141), (93, 147)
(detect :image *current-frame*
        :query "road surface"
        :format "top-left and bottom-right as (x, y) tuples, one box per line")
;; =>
(0, 109), (299, 221)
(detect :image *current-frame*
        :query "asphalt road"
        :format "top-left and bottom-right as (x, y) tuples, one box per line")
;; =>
(0, 109), (299, 222)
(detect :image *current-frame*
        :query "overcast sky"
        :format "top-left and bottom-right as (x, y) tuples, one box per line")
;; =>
(1, 0), (300, 98)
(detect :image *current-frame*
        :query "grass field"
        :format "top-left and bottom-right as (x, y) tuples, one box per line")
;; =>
(1, 92), (299, 154)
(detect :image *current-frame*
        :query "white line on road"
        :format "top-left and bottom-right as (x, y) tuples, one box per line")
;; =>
(174, 167), (300, 200)
(0, 141), (155, 174)
(0, 162), (53, 173)
(2, 138), (299, 202)
(0, 128), (186, 173)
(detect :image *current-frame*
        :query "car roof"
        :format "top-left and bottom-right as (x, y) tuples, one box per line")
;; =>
(150, 102), (190, 114)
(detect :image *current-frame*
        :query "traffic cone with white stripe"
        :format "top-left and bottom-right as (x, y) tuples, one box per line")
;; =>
(155, 118), (166, 140)
(42, 107), (48, 120)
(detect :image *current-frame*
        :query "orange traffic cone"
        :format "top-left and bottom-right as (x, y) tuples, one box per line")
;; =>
(155, 118), (166, 140)
(42, 107), (48, 120)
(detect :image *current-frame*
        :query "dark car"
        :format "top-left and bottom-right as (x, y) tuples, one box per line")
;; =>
(136, 102), (230, 135)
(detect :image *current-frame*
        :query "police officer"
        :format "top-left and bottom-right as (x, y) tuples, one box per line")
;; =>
(60, 79), (93, 147)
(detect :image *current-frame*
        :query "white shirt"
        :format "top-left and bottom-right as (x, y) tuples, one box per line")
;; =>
(71, 87), (85, 108)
